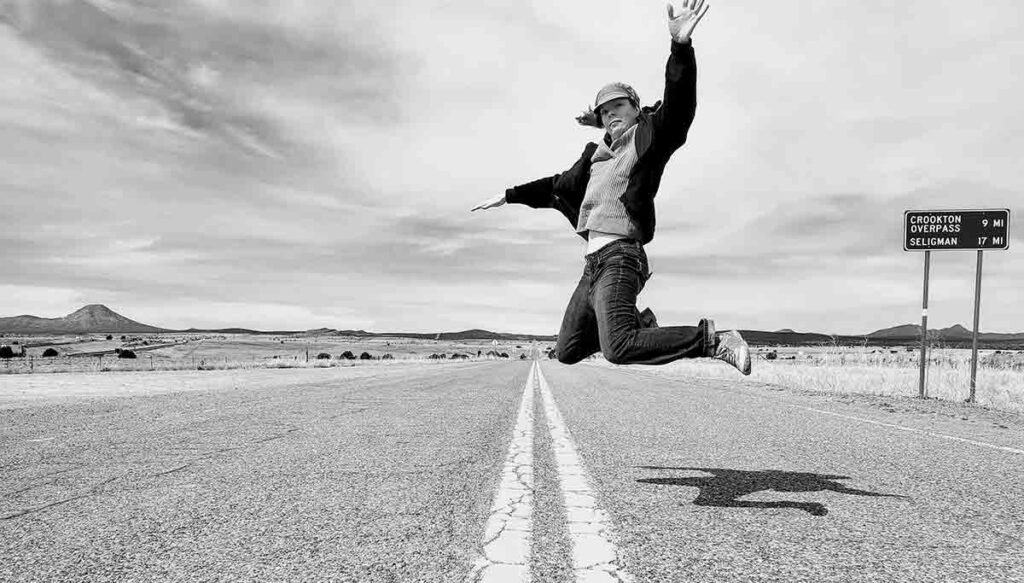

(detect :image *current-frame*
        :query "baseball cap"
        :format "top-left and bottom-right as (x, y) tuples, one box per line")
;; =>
(592, 82), (640, 128)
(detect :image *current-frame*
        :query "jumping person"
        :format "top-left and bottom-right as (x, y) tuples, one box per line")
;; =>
(471, 1), (751, 375)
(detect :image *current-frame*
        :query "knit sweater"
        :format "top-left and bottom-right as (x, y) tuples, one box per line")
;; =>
(576, 124), (642, 241)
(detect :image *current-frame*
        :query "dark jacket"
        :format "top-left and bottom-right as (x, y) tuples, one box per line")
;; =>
(504, 41), (697, 245)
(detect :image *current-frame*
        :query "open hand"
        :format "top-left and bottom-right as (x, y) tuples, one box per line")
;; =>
(470, 194), (507, 212)
(667, 0), (710, 44)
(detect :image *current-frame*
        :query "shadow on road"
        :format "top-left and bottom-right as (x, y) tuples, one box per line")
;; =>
(636, 466), (907, 516)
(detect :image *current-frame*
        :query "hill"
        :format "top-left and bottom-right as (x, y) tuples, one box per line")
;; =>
(2, 306), (1022, 348)
(0, 305), (167, 334)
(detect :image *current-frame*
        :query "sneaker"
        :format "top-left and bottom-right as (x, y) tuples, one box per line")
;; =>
(714, 330), (752, 375)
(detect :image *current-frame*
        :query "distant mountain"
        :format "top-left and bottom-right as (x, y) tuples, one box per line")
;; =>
(866, 323), (1024, 347)
(2, 305), (1020, 348)
(739, 329), (839, 346)
(0, 305), (166, 334)
(867, 324), (924, 338)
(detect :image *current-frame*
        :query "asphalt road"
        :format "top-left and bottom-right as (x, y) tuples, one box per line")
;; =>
(2, 361), (1022, 582)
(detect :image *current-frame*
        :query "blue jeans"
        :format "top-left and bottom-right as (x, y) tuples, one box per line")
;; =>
(556, 239), (710, 365)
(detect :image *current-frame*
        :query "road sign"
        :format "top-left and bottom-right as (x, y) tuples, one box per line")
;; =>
(904, 209), (1010, 251)
(904, 208), (1012, 402)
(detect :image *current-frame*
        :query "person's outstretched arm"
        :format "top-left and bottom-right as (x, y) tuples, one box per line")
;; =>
(651, 0), (709, 153)
(470, 173), (562, 212)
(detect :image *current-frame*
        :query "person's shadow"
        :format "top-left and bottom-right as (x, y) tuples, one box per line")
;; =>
(637, 466), (906, 516)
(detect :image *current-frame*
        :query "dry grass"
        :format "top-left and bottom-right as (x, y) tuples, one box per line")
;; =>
(603, 346), (1024, 413)
(0, 333), (544, 375)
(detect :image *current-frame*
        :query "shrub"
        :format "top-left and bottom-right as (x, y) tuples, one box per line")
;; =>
(118, 349), (137, 359)
(42, 348), (59, 357)
(316, 352), (331, 360)
(766, 350), (778, 360)
(499, 352), (509, 358)
(382, 353), (394, 360)
(359, 352), (373, 360)
(340, 351), (356, 360)
(106, 335), (113, 340)
(520, 354), (528, 359)
(0, 345), (13, 359)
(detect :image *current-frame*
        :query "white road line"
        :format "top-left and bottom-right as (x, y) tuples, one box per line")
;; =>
(535, 362), (633, 583)
(801, 406), (1024, 456)
(470, 363), (536, 583)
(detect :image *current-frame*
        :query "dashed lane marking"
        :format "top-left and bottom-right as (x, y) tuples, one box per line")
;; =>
(535, 363), (633, 583)
(469, 362), (536, 583)
(800, 406), (1024, 456)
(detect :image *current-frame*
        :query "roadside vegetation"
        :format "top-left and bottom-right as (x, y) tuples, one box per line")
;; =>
(0, 334), (540, 375)
(629, 344), (1024, 413)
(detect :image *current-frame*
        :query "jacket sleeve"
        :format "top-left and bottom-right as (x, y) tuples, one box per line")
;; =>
(649, 40), (697, 154)
(504, 174), (561, 209)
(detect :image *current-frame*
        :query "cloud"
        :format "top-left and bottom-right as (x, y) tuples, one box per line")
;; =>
(0, 0), (411, 159)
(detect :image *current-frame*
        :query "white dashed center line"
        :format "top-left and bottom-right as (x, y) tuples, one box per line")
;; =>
(535, 363), (633, 583)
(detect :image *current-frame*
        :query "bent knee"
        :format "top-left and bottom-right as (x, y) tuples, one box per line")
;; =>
(557, 350), (584, 365)
(602, 346), (629, 365)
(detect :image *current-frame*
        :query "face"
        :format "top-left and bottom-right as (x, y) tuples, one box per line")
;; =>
(599, 97), (639, 140)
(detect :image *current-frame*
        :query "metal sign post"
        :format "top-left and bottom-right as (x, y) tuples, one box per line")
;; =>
(918, 251), (930, 398)
(969, 250), (983, 403)
(904, 209), (1010, 401)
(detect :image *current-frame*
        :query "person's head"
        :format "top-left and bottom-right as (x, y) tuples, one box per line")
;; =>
(594, 82), (640, 140)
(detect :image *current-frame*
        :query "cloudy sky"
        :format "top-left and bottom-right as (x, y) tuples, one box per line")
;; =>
(1, 0), (1022, 335)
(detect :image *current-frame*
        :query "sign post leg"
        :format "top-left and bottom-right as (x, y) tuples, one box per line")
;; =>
(918, 251), (931, 399)
(969, 250), (984, 403)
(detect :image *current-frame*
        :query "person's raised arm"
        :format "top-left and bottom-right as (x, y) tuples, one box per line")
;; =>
(651, 1), (709, 153)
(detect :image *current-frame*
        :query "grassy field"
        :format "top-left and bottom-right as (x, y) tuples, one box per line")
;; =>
(626, 345), (1024, 413)
(2, 333), (1022, 413)
(0, 333), (549, 374)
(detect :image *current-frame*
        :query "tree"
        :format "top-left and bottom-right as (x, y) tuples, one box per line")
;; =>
(118, 349), (137, 359)
(359, 352), (373, 360)
(0, 345), (13, 359)
(316, 352), (331, 360)
(42, 348), (59, 357)
(340, 351), (356, 360)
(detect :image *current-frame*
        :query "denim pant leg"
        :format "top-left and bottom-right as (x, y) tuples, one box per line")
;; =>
(556, 270), (601, 365)
(591, 243), (707, 365)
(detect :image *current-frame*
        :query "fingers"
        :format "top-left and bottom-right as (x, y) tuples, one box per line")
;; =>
(696, 2), (710, 24)
(666, 2), (674, 19)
